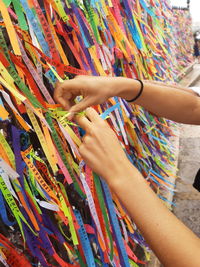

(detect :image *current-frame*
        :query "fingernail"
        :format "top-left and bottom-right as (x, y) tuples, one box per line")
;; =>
(68, 112), (75, 120)
(66, 112), (71, 118)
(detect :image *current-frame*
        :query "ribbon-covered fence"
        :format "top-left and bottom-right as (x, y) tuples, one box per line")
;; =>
(0, 0), (193, 266)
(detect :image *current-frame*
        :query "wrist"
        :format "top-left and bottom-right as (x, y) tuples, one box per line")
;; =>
(115, 77), (142, 101)
(103, 160), (137, 189)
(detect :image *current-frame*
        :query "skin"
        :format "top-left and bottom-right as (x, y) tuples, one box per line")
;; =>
(54, 76), (200, 266)
(54, 75), (200, 124)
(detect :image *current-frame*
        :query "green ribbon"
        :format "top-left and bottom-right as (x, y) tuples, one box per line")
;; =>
(0, 176), (37, 241)
(93, 173), (114, 260)
(12, 0), (28, 30)
(2, 0), (11, 7)
(45, 112), (85, 198)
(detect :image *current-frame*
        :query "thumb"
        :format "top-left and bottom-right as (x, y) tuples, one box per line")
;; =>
(68, 97), (91, 118)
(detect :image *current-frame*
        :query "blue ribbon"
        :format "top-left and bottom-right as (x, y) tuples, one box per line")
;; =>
(74, 209), (96, 267)
(20, 0), (50, 57)
(140, 0), (156, 18)
(100, 102), (120, 120)
(150, 169), (175, 186)
(101, 179), (130, 267)
(148, 133), (167, 144)
(0, 191), (16, 226)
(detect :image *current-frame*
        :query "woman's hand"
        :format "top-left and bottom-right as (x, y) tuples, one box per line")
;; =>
(54, 76), (117, 116)
(54, 75), (140, 119)
(76, 108), (130, 183)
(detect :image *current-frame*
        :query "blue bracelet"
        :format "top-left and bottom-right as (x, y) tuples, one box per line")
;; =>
(126, 79), (144, 102)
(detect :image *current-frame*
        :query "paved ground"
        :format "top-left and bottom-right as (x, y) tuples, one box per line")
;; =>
(173, 74), (200, 237)
(179, 64), (200, 87)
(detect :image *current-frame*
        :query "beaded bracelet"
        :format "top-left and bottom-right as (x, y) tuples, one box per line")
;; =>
(126, 79), (144, 102)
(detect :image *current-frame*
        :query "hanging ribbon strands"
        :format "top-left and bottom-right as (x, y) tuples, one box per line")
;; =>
(0, 0), (193, 266)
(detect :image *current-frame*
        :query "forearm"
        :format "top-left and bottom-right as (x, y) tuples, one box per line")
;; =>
(145, 80), (198, 95)
(107, 163), (200, 266)
(116, 77), (200, 124)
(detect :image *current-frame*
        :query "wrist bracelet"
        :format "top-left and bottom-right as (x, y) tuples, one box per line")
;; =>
(126, 79), (144, 102)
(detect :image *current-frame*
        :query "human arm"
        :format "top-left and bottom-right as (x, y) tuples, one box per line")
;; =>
(144, 80), (198, 96)
(54, 75), (200, 124)
(77, 108), (200, 267)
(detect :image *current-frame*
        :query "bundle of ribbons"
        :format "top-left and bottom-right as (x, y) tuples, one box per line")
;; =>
(170, 8), (194, 75)
(0, 0), (193, 266)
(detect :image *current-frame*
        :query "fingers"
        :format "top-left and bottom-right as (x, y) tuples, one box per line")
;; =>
(85, 107), (104, 123)
(76, 108), (104, 132)
(54, 80), (104, 123)
(54, 83), (68, 109)
(69, 97), (90, 114)
(54, 80), (79, 110)
(75, 114), (91, 130)
(54, 80), (91, 117)
(76, 107), (103, 124)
